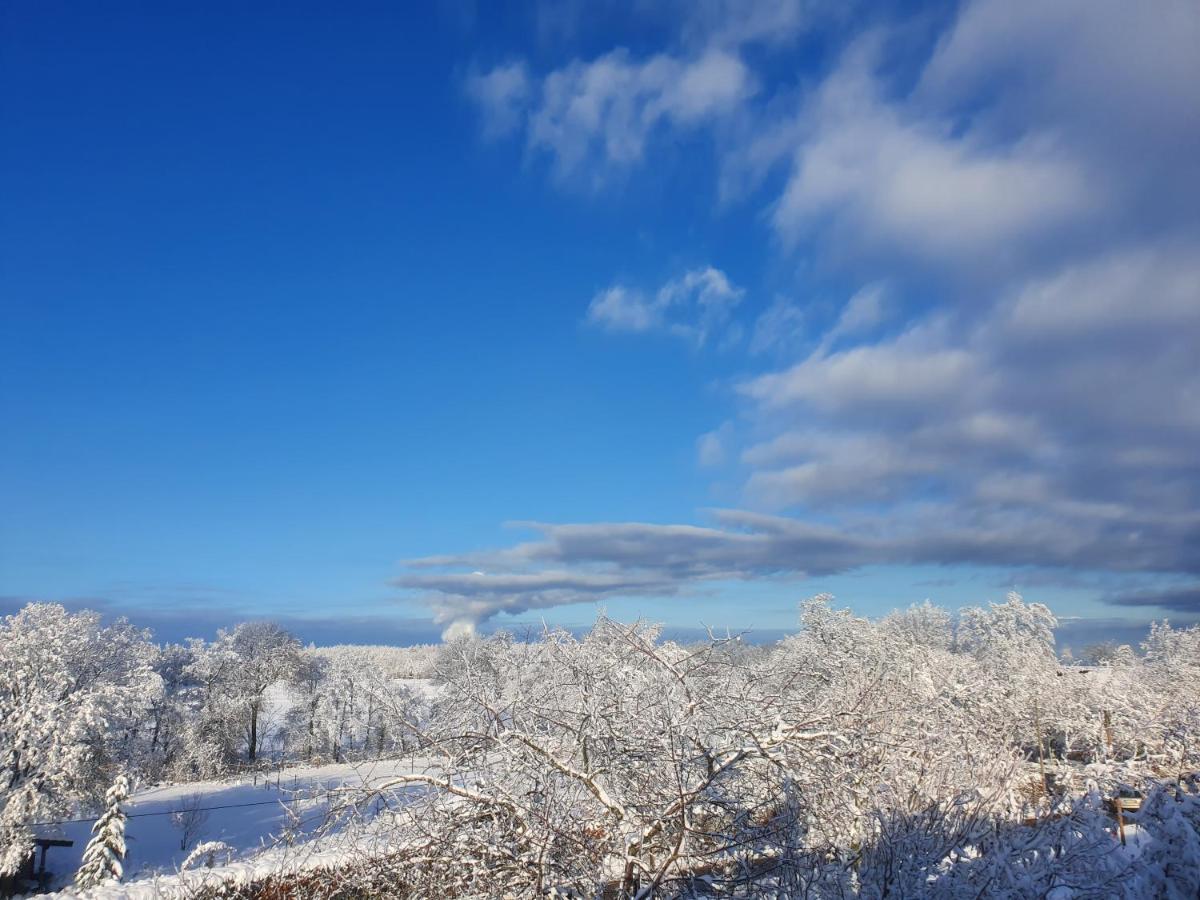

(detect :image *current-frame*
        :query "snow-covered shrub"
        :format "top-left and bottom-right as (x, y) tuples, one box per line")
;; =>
(326, 606), (1031, 896)
(180, 840), (235, 871)
(1129, 784), (1200, 897)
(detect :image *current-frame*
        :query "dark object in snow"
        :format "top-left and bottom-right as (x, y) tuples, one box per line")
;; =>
(0, 838), (74, 896)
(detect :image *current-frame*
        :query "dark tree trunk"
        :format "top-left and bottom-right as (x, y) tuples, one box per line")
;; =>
(248, 702), (259, 762)
(307, 700), (317, 760)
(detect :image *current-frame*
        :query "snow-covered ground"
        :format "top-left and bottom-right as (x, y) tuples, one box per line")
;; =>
(34, 756), (433, 897)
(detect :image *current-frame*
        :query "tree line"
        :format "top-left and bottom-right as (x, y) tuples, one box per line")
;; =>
(2, 593), (1199, 896)
(0, 604), (435, 877)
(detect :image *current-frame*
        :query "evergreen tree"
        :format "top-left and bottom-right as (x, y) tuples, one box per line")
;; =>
(75, 774), (129, 888)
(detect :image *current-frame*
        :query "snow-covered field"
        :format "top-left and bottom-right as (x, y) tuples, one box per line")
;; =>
(35, 756), (432, 897)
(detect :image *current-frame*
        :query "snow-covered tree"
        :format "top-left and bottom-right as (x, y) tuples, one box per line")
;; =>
(1081, 640), (1122, 665)
(284, 652), (328, 761)
(957, 590), (1058, 660)
(284, 646), (429, 763)
(0, 604), (158, 876)
(881, 598), (953, 650)
(186, 622), (301, 767)
(142, 642), (202, 779)
(1140, 620), (1200, 778)
(75, 774), (129, 888)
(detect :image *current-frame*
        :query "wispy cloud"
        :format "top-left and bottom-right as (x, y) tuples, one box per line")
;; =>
(586, 266), (745, 347)
(468, 48), (753, 186)
(465, 61), (531, 139)
(396, 504), (1199, 635)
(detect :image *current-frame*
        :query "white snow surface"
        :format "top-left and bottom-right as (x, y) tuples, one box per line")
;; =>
(32, 756), (433, 898)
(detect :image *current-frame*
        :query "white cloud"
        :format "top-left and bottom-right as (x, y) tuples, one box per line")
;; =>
(398, 567), (681, 637)
(465, 61), (531, 138)
(742, 322), (979, 414)
(395, 499), (1198, 634)
(1002, 242), (1200, 338)
(749, 297), (807, 355)
(771, 37), (1098, 268)
(745, 431), (940, 506)
(919, 0), (1200, 161)
(470, 48), (753, 184)
(658, 266), (744, 345)
(586, 266), (745, 347)
(736, 237), (1200, 539)
(586, 285), (660, 333)
(764, 0), (1199, 273)
(828, 282), (886, 340)
(532, 48), (752, 176)
(678, 0), (813, 49)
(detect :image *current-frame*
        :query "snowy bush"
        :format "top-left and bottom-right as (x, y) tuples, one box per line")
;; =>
(180, 840), (235, 871)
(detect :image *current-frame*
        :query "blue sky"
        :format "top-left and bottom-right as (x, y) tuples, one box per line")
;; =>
(2, 0), (1198, 647)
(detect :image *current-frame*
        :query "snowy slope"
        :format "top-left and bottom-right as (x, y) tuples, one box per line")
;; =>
(34, 757), (432, 896)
